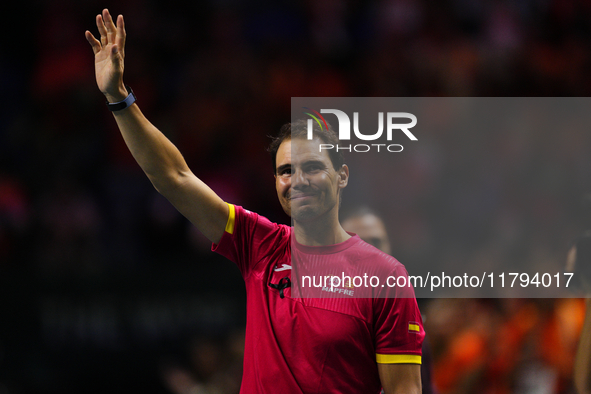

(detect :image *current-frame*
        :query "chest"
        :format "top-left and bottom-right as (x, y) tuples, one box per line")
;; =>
(255, 260), (376, 350)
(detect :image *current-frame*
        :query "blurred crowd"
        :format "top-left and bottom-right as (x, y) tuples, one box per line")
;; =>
(2, 0), (591, 393)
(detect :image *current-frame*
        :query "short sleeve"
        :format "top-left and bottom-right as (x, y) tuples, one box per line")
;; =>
(212, 204), (290, 278)
(373, 264), (424, 364)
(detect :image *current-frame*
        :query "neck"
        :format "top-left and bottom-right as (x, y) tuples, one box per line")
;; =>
(293, 211), (351, 246)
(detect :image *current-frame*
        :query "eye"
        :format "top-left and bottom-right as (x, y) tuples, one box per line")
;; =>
(305, 163), (323, 172)
(279, 167), (292, 176)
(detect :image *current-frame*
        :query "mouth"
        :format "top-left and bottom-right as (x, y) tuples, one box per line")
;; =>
(289, 193), (316, 201)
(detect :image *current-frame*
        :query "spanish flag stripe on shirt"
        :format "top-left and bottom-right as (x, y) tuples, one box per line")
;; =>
(225, 203), (236, 234)
(376, 354), (422, 364)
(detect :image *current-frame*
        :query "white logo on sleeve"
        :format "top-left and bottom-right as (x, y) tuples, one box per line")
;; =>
(274, 264), (292, 272)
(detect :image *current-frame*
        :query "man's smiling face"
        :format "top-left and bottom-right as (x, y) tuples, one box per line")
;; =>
(275, 137), (348, 223)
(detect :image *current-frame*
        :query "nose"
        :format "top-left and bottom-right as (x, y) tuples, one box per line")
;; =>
(291, 167), (308, 189)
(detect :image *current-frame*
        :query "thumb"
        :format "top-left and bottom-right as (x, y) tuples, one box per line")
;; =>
(111, 45), (123, 66)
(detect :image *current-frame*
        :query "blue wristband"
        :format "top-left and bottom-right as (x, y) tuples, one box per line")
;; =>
(107, 86), (136, 111)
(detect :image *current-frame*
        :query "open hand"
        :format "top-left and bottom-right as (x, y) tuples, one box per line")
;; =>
(85, 9), (128, 102)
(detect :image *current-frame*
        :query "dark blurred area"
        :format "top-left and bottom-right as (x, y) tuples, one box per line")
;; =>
(2, 0), (591, 393)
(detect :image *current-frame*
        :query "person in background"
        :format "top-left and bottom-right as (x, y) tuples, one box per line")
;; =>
(341, 206), (436, 394)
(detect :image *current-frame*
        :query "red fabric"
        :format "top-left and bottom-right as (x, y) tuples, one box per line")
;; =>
(213, 205), (423, 393)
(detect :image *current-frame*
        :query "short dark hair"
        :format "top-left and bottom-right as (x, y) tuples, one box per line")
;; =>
(340, 205), (382, 224)
(267, 119), (345, 175)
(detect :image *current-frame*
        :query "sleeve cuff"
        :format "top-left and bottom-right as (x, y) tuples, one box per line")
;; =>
(376, 354), (422, 364)
(225, 203), (236, 234)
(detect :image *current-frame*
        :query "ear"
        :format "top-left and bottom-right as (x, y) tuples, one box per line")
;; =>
(337, 164), (349, 189)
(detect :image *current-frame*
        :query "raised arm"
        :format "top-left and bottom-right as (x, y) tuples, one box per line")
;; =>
(85, 9), (228, 244)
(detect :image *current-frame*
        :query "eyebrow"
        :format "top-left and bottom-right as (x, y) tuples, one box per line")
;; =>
(276, 159), (327, 174)
(303, 159), (326, 167)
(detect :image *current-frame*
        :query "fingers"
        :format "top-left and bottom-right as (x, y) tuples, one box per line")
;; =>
(115, 14), (126, 58)
(102, 9), (118, 46)
(96, 13), (108, 46)
(91, 9), (125, 55)
(85, 31), (102, 55)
